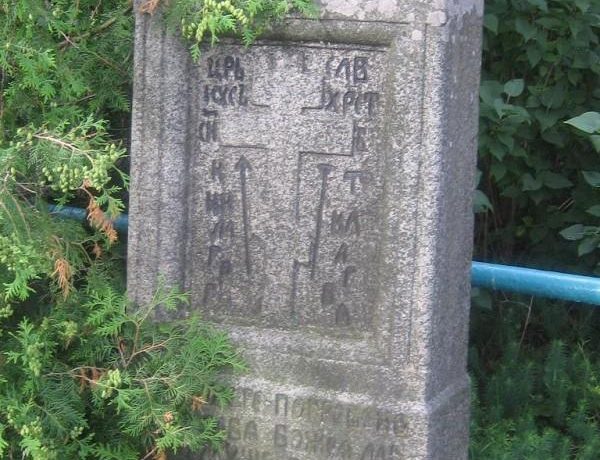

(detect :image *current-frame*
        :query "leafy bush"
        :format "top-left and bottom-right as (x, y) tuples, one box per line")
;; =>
(0, 0), (132, 333)
(476, 0), (599, 270)
(0, 1), (260, 458)
(0, 280), (244, 459)
(470, 298), (600, 459)
(0, 0), (131, 301)
(164, 0), (317, 59)
(471, 0), (600, 457)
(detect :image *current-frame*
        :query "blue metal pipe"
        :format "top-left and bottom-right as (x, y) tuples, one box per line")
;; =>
(471, 261), (600, 305)
(48, 204), (129, 234)
(47, 205), (600, 305)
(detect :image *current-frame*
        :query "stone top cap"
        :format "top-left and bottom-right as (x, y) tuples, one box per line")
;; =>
(316, 0), (483, 24)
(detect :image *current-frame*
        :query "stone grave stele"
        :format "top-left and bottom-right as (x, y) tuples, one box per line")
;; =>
(128, 0), (483, 458)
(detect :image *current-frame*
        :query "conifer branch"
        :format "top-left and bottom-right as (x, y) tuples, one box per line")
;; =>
(58, 9), (132, 50)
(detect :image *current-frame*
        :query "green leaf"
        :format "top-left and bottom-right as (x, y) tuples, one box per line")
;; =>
(578, 237), (599, 256)
(473, 190), (493, 213)
(526, 45), (542, 67)
(534, 110), (560, 131)
(488, 140), (507, 161)
(542, 129), (567, 147)
(586, 205), (600, 217)
(189, 44), (200, 62)
(218, 14), (236, 31)
(541, 171), (572, 189)
(567, 69), (582, 85)
(526, 94), (541, 108)
(504, 79), (525, 97)
(560, 224), (585, 241)
(591, 135), (600, 153)
(529, 190), (545, 205)
(522, 173), (542, 191)
(582, 171), (600, 187)
(484, 14), (499, 34)
(491, 163), (507, 181)
(493, 98), (506, 117)
(501, 104), (531, 123)
(515, 17), (537, 41)
(497, 132), (515, 150)
(480, 80), (504, 107)
(293, 0), (319, 17)
(540, 83), (567, 109)
(536, 17), (562, 30)
(526, 0), (548, 11)
(573, 49), (592, 69)
(565, 112), (600, 134)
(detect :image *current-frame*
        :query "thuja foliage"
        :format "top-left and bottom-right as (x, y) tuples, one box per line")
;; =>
(0, 280), (244, 459)
(0, 0), (133, 328)
(162, 0), (317, 59)
(0, 0), (305, 458)
(0, 0), (132, 304)
(0, 0), (133, 135)
(471, 0), (600, 457)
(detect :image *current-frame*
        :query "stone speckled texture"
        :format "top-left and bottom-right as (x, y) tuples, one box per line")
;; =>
(128, 0), (483, 458)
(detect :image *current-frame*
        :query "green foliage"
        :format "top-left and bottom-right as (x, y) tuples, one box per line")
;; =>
(163, 0), (318, 59)
(566, 112), (600, 136)
(555, 112), (600, 255)
(470, 298), (600, 459)
(0, 0), (133, 136)
(0, 0), (269, 458)
(472, 0), (600, 457)
(476, 0), (600, 269)
(0, 0), (132, 327)
(566, 111), (600, 157)
(0, 0), (132, 322)
(0, 279), (244, 459)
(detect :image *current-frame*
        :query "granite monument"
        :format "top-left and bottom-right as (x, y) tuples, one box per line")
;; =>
(128, 0), (483, 458)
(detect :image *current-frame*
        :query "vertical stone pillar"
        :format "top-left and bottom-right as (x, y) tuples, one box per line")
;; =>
(129, 1), (483, 458)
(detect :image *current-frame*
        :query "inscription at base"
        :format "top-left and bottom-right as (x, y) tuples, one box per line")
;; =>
(198, 387), (409, 460)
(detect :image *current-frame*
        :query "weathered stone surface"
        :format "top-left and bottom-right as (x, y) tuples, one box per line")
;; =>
(128, 0), (483, 458)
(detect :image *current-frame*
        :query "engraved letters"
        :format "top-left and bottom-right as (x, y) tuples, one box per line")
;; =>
(321, 88), (379, 116)
(203, 388), (405, 460)
(150, 37), (427, 460)
(331, 210), (361, 237)
(204, 83), (249, 107)
(206, 191), (233, 216)
(344, 171), (364, 194)
(327, 56), (369, 83)
(208, 55), (245, 81)
(204, 55), (248, 108)
(199, 109), (219, 142)
(288, 51), (381, 329)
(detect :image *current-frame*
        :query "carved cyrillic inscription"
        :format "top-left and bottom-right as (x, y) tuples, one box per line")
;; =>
(198, 388), (407, 460)
(204, 84), (249, 107)
(326, 56), (369, 82)
(291, 48), (382, 331)
(191, 44), (385, 332)
(199, 109), (219, 143)
(319, 88), (379, 115)
(208, 55), (245, 81)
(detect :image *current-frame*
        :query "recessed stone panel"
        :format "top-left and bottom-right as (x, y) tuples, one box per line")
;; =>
(186, 44), (386, 336)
